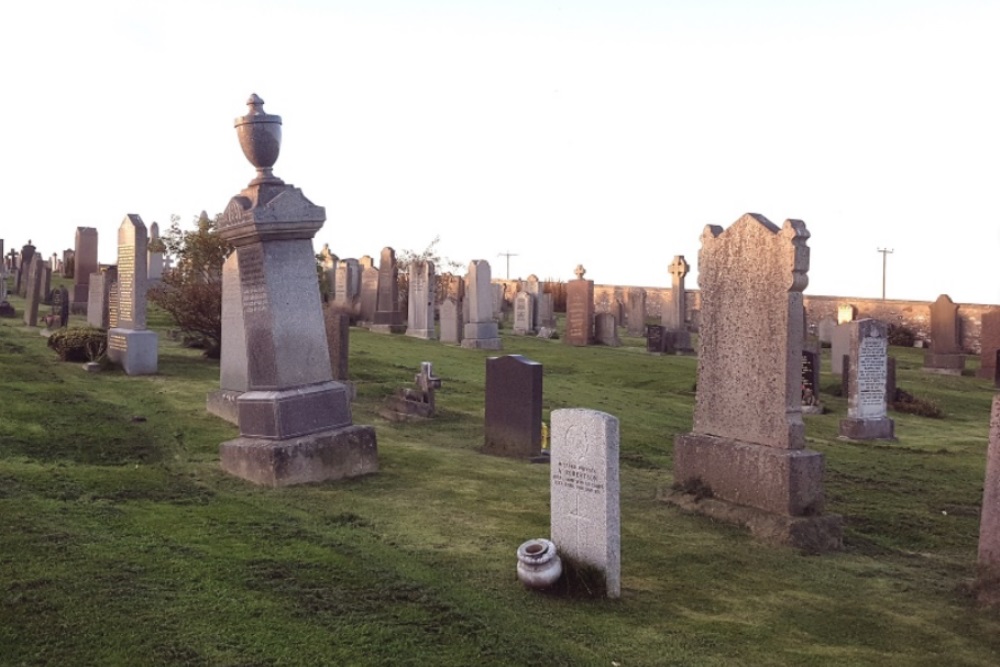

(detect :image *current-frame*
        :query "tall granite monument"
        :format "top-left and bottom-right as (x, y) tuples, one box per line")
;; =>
(215, 94), (377, 487)
(461, 260), (501, 349)
(405, 259), (436, 339)
(666, 213), (842, 551)
(107, 215), (159, 375)
(564, 265), (594, 346)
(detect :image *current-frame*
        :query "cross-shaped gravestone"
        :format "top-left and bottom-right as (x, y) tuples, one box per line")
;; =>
(574, 264), (586, 280)
(669, 255), (689, 282)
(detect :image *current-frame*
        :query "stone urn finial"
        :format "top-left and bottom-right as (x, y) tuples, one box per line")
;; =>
(574, 264), (586, 280)
(235, 93), (284, 187)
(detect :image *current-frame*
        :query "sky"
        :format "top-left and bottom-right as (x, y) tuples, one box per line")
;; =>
(1, 0), (998, 303)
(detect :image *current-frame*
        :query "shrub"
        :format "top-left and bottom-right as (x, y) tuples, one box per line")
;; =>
(888, 324), (916, 347)
(47, 327), (107, 362)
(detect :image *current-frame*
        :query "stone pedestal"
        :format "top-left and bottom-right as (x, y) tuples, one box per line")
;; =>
(108, 329), (159, 375)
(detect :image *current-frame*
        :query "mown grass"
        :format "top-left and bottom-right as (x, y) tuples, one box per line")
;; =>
(2, 280), (999, 666)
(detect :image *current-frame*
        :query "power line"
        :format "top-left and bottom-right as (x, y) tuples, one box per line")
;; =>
(497, 251), (518, 280)
(877, 248), (894, 300)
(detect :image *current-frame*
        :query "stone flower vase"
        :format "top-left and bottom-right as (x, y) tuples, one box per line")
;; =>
(516, 538), (562, 589)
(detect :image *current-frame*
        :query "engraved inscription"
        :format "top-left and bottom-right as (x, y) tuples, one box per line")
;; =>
(109, 333), (127, 351)
(237, 246), (269, 315)
(858, 334), (887, 417)
(108, 283), (120, 328)
(552, 461), (605, 495)
(118, 245), (135, 324)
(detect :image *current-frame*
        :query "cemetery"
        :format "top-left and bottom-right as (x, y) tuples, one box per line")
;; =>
(2, 99), (1000, 666)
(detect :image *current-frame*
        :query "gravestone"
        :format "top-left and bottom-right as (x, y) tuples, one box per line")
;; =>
(16, 240), (35, 297)
(371, 247), (405, 333)
(106, 215), (158, 375)
(801, 349), (821, 414)
(661, 255), (693, 353)
(461, 260), (501, 349)
(525, 274), (541, 329)
(147, 221), (164, 281)
(87, 267), (117, 328)
(439, 297), (462, 344)
(645, 324), (674, 354)
(22, 255), (44, 327)
(537, 292), (556, 328)
(564, 265), (594, 346)
(324, 305), (350, 382)
(837, 304), (857, 324)
(72, 227), (98, 307)
(839, 319), (895, 440)
(405, 260), (436, 339)
(41, 264), (52, 304)
(595, 312), (621, 347)
(978, 309), (1000, 380)
(108, 282), (119, 329)
(977, 395), (1000, 605)
(513, 291), (534, 335)
(923, 294), (965, 374)
(62, 249), (75, 277)
(215, 94), (376, 487)
(484, 354), (542, 458)
(626, 288), (646, 336)
(319, 243), (337, 298)
(56, 285), (70, 327)
(668, 213), (841, 551)
(817, 317), (836, 345)
(380, 362), (442, 421)
(830, 323), (852, 375)
(207, 253), (246, 424)
(333, 257), (360, 319)
(550, 408), (621, 598)
(358, 265), (379, 324)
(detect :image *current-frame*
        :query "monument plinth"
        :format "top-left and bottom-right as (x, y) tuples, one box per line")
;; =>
(217, 94), (377, 487)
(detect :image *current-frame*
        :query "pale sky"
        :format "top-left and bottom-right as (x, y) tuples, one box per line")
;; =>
(1, 1), (998, 303)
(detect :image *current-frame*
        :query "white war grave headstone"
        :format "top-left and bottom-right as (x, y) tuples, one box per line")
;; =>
(551, 408), (621, 598)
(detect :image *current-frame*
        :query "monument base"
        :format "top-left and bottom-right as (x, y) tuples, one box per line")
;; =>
(370, 323), (406, 334)
(975, 565), (1000, 607)
(206, 389), (242, 425)
(107, 328), (158, 375)
(839, 417), (895, 440)
(923, 352), (965, 375)
(661, 487), (843, 553)
(404, 328), (436, 339)
(237, 382), (352, 439)
(673, 433), (828, 517)
(461, 337), (502, 350)
(220, 424), (378, 487)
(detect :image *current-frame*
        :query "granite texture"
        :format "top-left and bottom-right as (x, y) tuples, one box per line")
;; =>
(484, 354), (542, 458)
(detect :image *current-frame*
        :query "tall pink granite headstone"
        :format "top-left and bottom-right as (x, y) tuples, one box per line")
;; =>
(667, 213), (842, 551)
(977, 395), (1000, 606)
(73, 227), (98, 306)
(564, 265), (594, 347)
(923, 294), (965, 374)
(215, 94), (377, 487)
(371, 247), (405, 334)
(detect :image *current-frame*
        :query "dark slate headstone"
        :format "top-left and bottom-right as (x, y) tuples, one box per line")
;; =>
(484, 355), (542, 458)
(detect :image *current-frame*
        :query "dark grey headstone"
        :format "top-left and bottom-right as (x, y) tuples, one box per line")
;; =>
(484, 355), (542, 458)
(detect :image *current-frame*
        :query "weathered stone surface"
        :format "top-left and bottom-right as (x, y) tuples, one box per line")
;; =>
(23, 255), (44, 327)
(371, 247), (404, 333)
(978, 309), (1000, 380)
(16, 241), (35, 297)
(537, 293), (556, 329)
(73, 228), (98, 305)
(564, 275), (594, 347)
(626, 288), (646, 336)
(358, 266), (379, 324)
(668, 213), (840, 551)
(924, 294), (965, 374)
(148, 221), (164, 281)
(405, 260), (436, 339)
(662, 256), (693, 351)
(324, 306), (350, 381)
(977, 395), (1000, 605)
(461, 260), (501, 349)
(513, 291), (534, 335)
(839, 319), (894, 440)
(830, 323), (851, 375)
(551, 408), (620, 598)
(484, 355), (541, 458)
(817, 316), (836, 345)
(439, 297), (462, 344)
(107, 215), (158, 375)
(595, 312), (620, 347)
(837, 303), (857, 324)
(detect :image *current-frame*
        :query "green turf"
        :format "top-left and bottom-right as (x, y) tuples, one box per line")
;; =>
(2, 280), (999, 666)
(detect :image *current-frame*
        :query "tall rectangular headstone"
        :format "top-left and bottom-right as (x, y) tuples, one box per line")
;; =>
(550, 408), (621, 598)
(439, 297), (463, 344)
(87, 267), (117, 329)
(512, 291), (534, 335)
(324, 305), (350, 381)
(669, 213), (841, 551)
(107, 215), (158, 375)
(62, 249), (75, 277)
(371, 247), (405, 333)
(147, 221), (164, 281)
(564, 266), (594, 347)
(595, 312), (620, 347)
(626, 288), (646, 336)
(359, 266), (379, 324)
(537, 292), (556, 328)
(839, 319), (895, 440)
(207, 253), (246, 425)
(525, 274), (541, 329)
(830, 323), (852, 375)
(923, 294), (965, 374)
(484, 354), (542, 458)
(73, 227), (98, 306)
(16, 241), (36, 297)
(977, 395), (1000, 606)
(23, 255), (44, 327)
(405, 260), (436, 339)
(979, 310), (1000, 380)
(461, 260), (501, 349)
(215, 94), (375, 488)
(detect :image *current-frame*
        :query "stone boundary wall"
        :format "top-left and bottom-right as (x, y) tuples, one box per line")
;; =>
(494, 279), (995, 353)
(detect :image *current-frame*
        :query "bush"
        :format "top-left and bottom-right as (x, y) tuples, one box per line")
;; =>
(47, 327), (107, 362)
(888, 324), (916, 347)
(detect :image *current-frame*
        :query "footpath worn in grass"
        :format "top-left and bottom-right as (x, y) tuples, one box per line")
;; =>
(2, 291), (1000, 666)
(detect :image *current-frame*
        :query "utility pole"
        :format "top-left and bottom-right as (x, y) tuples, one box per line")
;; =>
(877, 248), (893, 300)
(497, 251), (518, 280)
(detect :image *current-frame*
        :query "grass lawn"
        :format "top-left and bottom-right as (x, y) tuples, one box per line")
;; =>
(2, 278), (1000, 666)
